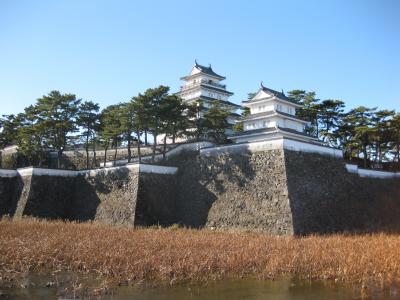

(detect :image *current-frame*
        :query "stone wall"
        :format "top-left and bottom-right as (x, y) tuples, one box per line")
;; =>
(13, 175), (76, 219)
(0, 176), (20, 216)
(135, 173), (177, 226)
(70, 167), (140, 225)
(166, 150), (293, 234)
(0, 165), (177, 227)
(2, 143), (400, 234)
(166, 147), (400, 235)
(284, 151), (400, 234)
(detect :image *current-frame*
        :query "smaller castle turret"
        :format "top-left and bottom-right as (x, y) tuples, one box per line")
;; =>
(229, 82), (320, 144)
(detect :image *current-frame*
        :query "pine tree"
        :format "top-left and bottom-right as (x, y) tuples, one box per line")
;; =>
(233, 107), (250, 133)
(99, 105), (122, 165)
(318, 99), (345, 145)
(35, 91), (81, 168)
(203, 103), (230, 144)
(347, 106), (376, 168)
(77, 101), (100, 169)
(143, 86), (170, 162)
(287, 90), (320, 136)
(159, 95), (187, 160)
(370, 110), (395, 164)
(389, 114), (400, 167)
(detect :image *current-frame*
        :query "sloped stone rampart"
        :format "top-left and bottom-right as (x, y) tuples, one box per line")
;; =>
(0, 175), (20, 216)
(166, 150), (293, 234)
(70, 167), (140, 225)
(166, 148), (400, 234)
(0, 165), (177, 226)
(284, 150), (400, 234)
(135, 173), (177, 226)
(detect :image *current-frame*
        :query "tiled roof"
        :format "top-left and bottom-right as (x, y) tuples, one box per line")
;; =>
(200, 84), (234, 95)
(230, 126), (317, 139)
(229, 112), (241, 118)
(198, 96), (241, 108)
(241, 110), (275, 121)
(243, 83), (300, 105)
(241, 110), (307, 122)
(278, 127), (318, 138)
(261, 86), (290, 100)
(194, 61), (225, 79)
(230, 127), (278, 137)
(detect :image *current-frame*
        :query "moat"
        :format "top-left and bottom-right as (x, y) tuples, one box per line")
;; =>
(1, 272), (387, 300)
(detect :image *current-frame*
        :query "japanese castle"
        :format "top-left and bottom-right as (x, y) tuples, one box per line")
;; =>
(177, 60), (241, 131)
(228, 83), (320, 144)
(171, 61), (319, 145)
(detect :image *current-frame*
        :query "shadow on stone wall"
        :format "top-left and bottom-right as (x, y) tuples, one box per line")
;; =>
(68, 176), (101, 221)
(135, 173), (177, 227)
(0, 176), (23, 216)
(165, 149), (257, 228)
(0, 167), (179, 227)
(17, 176), (78, 220)
(70, 168), (138, 225)
(284, 150), (400, 235)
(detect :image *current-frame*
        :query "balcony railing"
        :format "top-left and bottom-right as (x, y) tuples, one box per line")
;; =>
(202, 79), (226, 89)
(181, 79), (226, 91)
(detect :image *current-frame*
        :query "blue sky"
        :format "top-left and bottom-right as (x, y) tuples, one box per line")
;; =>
(1, 0), (399, 115)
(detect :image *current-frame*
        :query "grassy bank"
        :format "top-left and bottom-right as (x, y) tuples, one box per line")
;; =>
(0, 218), (399, 288)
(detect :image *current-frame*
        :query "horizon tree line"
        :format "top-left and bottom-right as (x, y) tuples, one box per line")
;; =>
(0, 87), (399, 170)
(286, 89), (400, 169)
(0, 87), (230, 169)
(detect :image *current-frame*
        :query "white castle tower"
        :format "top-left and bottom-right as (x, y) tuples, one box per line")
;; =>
(177, 60), (240, 128)
(229, 82), (320, 144)
(156, 61), (240, 144)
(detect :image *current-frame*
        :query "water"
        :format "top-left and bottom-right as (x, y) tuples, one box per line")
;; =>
(0, 272), (395, 299)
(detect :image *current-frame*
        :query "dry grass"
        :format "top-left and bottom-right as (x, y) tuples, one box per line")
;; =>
(0, 218), (400, 289)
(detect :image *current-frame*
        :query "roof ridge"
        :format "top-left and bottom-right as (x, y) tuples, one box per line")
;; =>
(192, 60), (225, 79)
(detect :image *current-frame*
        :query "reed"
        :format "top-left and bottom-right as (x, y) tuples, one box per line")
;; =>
(0, 218), (399, 288)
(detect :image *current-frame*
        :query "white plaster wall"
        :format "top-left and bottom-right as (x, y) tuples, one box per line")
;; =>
(249, 103), (275, 114)
(82, 163), (177, 176)
(181, 90), (202, 101)
(200, 138), (283, 156)
(139, 164), (178, 175)
(0, 164), (178, 178)
(283, 139), (343, 158)
(276, 118), (285, 128)
(202, 137), (342, 158)
(200, 89), (228, 101)
(189, 66), (201, 75)
(16, 167), (79, 177)
(345, 164), (358, 174)
(244, 118), (276, 131)
(345, 164), (400, 179)
(244, 116), (305, 133)
(248, 100), (295, 116)
(233, 134), (280, 144)
(283, 119), (303, 132)
(0, 169), (18, 177)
